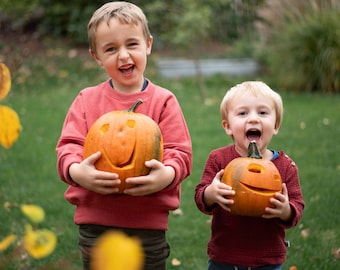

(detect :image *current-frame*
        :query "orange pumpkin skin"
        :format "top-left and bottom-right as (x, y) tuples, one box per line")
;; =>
(221, 142), (282, 217)
(83, 100), (163, 193)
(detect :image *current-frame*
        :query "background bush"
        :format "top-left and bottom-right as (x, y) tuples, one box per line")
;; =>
(256, 0), (340, 93)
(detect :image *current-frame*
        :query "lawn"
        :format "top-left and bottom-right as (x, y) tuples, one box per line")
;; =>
(0, 38), (339, 269)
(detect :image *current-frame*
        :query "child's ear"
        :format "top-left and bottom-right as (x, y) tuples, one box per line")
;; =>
(273, 125), (280, 136)
(89, 49), (103, 66)
(222, 120), (233, 136)
(146, 35), (153, 55)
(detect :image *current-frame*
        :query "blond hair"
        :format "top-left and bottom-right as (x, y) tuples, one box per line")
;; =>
(88, 1), (151, 53)
(220, 81), (283, 129)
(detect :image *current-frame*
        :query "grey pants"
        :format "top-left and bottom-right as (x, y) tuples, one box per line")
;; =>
(78, 224), (170, 270)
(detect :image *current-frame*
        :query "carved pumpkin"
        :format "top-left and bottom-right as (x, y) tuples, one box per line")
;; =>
(221, 141), (282, 217)
(83, 99), (163, 193)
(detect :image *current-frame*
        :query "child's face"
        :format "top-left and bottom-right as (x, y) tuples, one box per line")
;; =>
(90, 18), (152, 94)
(222, 94), (279, 157)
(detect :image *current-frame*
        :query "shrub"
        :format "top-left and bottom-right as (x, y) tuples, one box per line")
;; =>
(256, 1), (340, 93)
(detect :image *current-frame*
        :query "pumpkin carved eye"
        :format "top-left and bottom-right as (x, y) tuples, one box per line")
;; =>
(221, 141), (282, 217)
(83, 99), (163, 193)
(247, 163), (263, 174)
(100, 124), (110, 134)
(127, 119), (136, 128)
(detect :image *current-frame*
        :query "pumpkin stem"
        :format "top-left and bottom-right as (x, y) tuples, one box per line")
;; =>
(127, 99), (143, 112)
(247, 141), (262, 159)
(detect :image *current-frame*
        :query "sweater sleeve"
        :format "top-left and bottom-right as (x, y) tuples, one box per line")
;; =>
(56, 93), (87, 185)
(157, 94), (192, 188)
(274, 152), (305, 228)
(195, 150), (223, 214)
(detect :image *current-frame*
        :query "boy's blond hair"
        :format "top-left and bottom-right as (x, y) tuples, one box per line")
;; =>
(220, 81), (283, 129)
(88, 1), (151, 53)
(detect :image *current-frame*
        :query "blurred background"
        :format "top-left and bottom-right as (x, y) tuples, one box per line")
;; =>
(1, 0), (339, 93)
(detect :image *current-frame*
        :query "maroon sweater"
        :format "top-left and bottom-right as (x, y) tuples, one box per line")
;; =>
(195, 145), (304, 267)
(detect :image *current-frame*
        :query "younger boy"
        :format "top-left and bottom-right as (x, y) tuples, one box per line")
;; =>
(195, 81), (304, 270)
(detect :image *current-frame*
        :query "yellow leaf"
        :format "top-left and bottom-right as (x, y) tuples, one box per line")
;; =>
(23, 224), (57, 259)
(0, 234), (17, 251)
(301, 228), (310, 239)
(332, 248), (340, 259)
(172, 208), (183, 216)
(21, 204), (45, 224)
(171, 258), (181, 266)
(91, 231), (144, 270)
(0, 105), (21, 148)
(0, 63), (11, 100)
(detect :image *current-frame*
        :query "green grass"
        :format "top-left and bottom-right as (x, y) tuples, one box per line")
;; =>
(1, 39), (339, 269)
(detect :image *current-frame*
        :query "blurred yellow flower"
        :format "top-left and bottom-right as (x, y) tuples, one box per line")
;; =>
(0, 63), (11, 100)
(23, 224), (57, 259)
(0, 63), (21, 149)
(91, 231), (144, 270)
(20, 204), (45, 224)
(0, 234), (17, 251)
(0, 105), (21, 149)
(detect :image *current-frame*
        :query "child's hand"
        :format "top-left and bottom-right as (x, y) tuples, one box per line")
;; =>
(123, 159), (175, 196)
(203, 170), (235, 212)
(69, 151), (121, 194)
(262, 183), (292, 221)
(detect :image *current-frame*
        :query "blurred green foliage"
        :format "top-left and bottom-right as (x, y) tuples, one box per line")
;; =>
(257, 3), (340, 93)
(0, 0), (263, 46)
(1, 0), (339, 93)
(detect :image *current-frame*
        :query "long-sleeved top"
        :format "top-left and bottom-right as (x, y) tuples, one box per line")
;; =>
(56, 79), (192, 230)
(195, 145), (304, 267)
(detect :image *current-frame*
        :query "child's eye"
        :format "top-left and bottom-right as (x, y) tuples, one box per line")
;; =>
(259, 110), (268, 115)
(105, 47), (116, 53)
(238, 111), (247, 116)
(128, 42), (138, 47)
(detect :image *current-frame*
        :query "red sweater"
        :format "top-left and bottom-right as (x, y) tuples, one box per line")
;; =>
(195, 145), (304, 267)
(56, 79), (192, 230)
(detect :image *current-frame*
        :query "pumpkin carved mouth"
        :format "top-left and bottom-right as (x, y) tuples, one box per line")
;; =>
(239, 182), (278, 195)
(102, 144), (136, 169)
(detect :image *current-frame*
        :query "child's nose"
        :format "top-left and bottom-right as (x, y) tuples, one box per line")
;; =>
(248, 112), (260, 122)
(118, 48), (129, 60)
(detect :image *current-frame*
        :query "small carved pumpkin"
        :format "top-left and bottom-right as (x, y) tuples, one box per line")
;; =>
(83, 99), (163, 193)
(221, 141), (282, 217)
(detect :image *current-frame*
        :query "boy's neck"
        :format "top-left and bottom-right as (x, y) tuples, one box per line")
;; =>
(109, 78), (148, 92)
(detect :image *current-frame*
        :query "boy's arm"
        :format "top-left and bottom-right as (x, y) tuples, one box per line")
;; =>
(56, 96), (88, 185)
(274, 156), (305, 228)
(157, 95), (192, 188)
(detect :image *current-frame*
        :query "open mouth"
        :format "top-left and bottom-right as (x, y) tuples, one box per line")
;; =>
(246, 129), (261, 141)
(119, 65), (135, 76)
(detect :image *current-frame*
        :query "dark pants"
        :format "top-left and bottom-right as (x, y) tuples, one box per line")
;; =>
(78, 224), (170, 270)
(208, 259), (282, 270)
